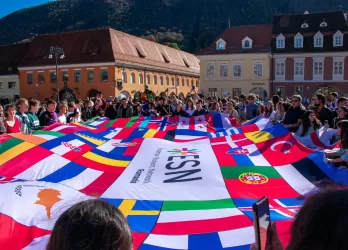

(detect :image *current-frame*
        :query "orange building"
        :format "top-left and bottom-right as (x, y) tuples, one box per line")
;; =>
(18, 28), (200, 101)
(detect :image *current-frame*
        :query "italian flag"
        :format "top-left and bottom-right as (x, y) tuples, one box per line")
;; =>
(151, 199), (252, 235)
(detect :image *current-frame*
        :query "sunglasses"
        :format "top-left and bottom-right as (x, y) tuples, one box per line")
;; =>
(291, 100), (299, 103)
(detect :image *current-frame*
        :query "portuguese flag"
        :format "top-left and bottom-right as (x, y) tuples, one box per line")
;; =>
(221, 166), (299, 199)
(151, 199), (252, 235)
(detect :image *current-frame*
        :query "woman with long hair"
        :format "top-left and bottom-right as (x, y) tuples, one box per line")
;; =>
(325, 120), (348, 167)
(273, 101), (285, 122)
(263, 102), (276, 119)
(15, 98), (31, 134)
(223, 102), (239, 120)
(184, 98), (196, 117)
(332, 106), (348, 129)
(4, 104), (20, 133)
(295, 110), (322, 137)
(257, 104), (264, 117)
(210, 102), (221, 113)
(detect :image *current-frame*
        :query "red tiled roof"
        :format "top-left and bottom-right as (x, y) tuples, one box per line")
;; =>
(109, 29), (200, 75)
(0, 42), (30, 75)
(196, 24), (272, 55)
(19, 28), (200, 76)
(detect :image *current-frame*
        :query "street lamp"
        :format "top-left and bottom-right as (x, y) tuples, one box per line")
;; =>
(49, 46), (65, 102)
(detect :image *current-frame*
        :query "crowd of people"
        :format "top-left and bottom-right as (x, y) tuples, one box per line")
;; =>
(0, 90), (348, 166)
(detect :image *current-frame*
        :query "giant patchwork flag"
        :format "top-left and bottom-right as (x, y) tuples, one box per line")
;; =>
(0, 116), (344, 250)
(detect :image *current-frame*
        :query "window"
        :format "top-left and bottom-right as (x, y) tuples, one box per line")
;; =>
(276, 86), (285, 98)
(242, 37), (253, 49)
(244, 40), (250, 48)
(301, 22), (309, 28)
(233, 64), (242, 79)
(166, 77), (169, 86)
(8, 82), (16, 89)
(0, 82), (2, 89)
(276, 34), (285, 49)
(101, 71), (108, 81)
(275, 61), (285, 79)
(294, 33), (303, 48)
(186, 79), (189, 87)
(293, 86), (303, 96)
(232, 88), (241, 97)
(333, 58), (344, 80)
(208, 88), (217, 97)
(313, 59), (324, 80)
(333, 31), (344, 47)
(160, 76), (163, 85)
(182, 78), (184, 86)
(176, 78), (179, 86)
(191, 79), (194, 87)
(139, 74), (144, 84)
(146, 74), (150, 85)
(62, 72), (69, 82)
(253, 63), (263, 77)
(206, 63), (215, 79)
(314, 32), (323, 48)
(220, 64), (228, 79)
(38, 73), (45, 84)
(216, 40), (226, 50)
(27, 73), (33, 84)
(320, 21), (327, 27)
(131, 73), (135, 83)
(196, 80), (199, 87)
(171, 77), (174, 86)
(87, 71), (94, 82)
(154, 75), (157, 85)
(122, 72), (127, 83)
(50, 72), (56, 83)
(294, 59), (304, 80)
(75, 72), (81, 83)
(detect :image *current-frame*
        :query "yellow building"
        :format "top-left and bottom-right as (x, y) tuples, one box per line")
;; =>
(196, 25), (272, 99)
(18, 28), (200, 101)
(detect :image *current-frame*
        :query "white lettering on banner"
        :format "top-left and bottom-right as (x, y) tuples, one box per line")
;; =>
(102, 138), (230, 201)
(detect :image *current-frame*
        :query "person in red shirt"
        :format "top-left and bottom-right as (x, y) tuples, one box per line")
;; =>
(4, 104), (20, 133)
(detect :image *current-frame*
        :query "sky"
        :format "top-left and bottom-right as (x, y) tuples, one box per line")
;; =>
(0, 0), (53, 18)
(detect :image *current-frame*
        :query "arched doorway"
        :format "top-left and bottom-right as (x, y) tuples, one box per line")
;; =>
(250, 87), (267, 99)
(87, 89), (99, 98)
(134, 91), (141, 102)
(59, 88), (76, 103)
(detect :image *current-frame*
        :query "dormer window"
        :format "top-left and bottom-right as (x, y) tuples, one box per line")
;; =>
(276, 34), (285, 49)
(333, 30), (344, 47)
(242, 36), (253, 49)
(314, 32), (324, 48)
(301, 21), (309, 28)
(320, 21), (327, 27)
(294, 33), (303, 48)
(216, 38), (226, 50)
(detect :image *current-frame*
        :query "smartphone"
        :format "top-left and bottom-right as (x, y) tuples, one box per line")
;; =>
(252, 196), (271, 250)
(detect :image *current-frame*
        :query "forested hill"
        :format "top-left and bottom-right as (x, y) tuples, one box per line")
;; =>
(0, 0), (347, 53)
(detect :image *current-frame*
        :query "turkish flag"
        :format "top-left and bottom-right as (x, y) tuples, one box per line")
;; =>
(256, 134), (315, 166)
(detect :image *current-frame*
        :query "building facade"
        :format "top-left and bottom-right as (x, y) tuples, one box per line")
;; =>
(18, 28), (200, 101)
(197, 25), (272, 99)
(0, 43), (30, 104)
(271, 11), (348, 98)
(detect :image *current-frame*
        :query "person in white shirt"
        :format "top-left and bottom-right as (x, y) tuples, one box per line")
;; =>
(57, 103), (68, 124)
(184, 98), (196, 117)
